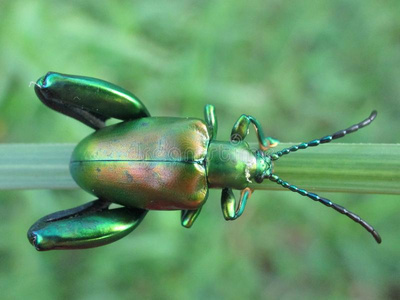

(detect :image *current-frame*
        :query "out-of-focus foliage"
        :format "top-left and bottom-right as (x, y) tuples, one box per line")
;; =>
(0, 0), (399, 299)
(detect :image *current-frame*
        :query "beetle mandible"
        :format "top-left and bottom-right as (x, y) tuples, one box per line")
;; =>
(28, 72), (381, 251)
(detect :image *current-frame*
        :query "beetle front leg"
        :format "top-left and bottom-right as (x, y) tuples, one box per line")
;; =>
(204, 104), (218, 140)
(181, 208), (202, 228)
(231, 115), (279, 151)
(27, 199), (147, 251)
(221, 187), (252, 220)
(34, 72), (151, 129)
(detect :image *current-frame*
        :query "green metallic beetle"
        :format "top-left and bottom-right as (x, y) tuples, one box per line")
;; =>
(28, 72), (381, 251)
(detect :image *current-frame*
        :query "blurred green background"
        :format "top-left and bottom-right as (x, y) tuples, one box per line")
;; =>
(0, 0), (399, 299)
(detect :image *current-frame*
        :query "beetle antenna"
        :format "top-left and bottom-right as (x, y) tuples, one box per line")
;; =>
(267, 174), (381, 243)
(270, 110), (377, 161)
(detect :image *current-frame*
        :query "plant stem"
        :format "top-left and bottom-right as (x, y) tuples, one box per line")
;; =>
(0, 144), (77, 190)
(0, 143), (399, 194)
(250, 143), (400, 195)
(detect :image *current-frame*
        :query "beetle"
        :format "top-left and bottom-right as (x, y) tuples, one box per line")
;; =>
(28, 72), (381, 251)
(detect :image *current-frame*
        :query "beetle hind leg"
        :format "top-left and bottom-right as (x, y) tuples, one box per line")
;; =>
(34, 72), (151, 129)
(28, 199), (147, 251)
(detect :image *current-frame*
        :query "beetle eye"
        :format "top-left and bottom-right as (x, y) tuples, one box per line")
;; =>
(255, 174), (263, 184)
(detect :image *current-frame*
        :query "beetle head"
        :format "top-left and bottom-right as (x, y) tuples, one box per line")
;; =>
(254, 150), (272, 183)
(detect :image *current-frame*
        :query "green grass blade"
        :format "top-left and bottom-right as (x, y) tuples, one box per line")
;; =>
(0, 144), (77, 190)
(0, 143), (399, 194)
(250, 143), (400, 194)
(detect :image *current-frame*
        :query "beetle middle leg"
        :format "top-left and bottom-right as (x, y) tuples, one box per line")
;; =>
(231, 115), (279, 151)
(181, 208), (203, 228)
(34, 72), (151, 129)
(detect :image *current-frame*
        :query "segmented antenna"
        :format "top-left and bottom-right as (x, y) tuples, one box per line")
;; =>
(271, 111), (377, 161)
(268, 174), (381, 243)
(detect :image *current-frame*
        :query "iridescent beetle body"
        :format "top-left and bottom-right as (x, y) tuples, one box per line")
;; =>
(28, 72), (381, 251)
(71, 118), (209, 210)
